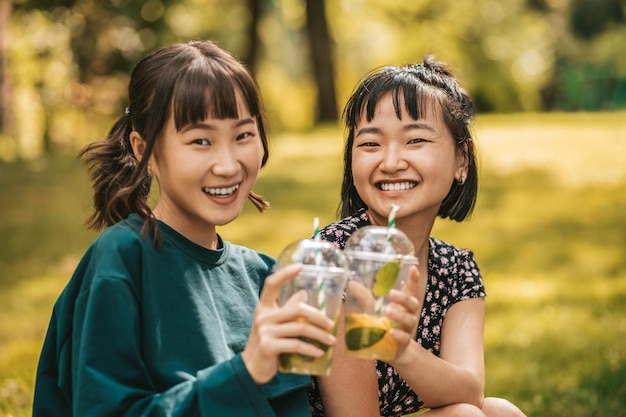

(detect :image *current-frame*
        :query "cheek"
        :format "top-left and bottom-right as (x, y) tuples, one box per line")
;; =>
(242, 143), (264, 174)
(351, 152), (375, 182)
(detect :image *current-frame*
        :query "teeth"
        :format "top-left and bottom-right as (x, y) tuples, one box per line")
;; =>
(202, 184), (240, 196)
(379, 182), (416, 191)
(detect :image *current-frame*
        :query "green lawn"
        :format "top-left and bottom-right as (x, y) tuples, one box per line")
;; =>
(1, 113), (625, 416)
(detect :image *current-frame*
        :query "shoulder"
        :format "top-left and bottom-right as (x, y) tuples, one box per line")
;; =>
(429, 237), (478, 266)
(429, 237), (485, 298)
(226, 242), (276, 272)
(73, 216), (153, 287)
(95, 215), (147, 251)
(319, 209), (370, 249)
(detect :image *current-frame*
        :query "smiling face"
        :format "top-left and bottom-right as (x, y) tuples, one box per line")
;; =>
(351, 93), (468, 227)
(146, 93), (263, 247)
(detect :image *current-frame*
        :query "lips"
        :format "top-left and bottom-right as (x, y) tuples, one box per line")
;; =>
(376, 181), (417, 191)
(202, 183), (240, 198)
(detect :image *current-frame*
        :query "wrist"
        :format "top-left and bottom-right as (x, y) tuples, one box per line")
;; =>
(241, 349), (272, 385)
(389, 340), (416, 369)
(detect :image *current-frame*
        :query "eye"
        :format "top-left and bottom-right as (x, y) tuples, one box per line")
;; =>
(356, 141), (379, 148)
(408, 138), (427, 145)
(192, 138), (210, 146)
(236, 132), (253, 141)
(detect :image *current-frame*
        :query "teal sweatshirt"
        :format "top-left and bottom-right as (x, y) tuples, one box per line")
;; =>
(33, 214), (311, 416)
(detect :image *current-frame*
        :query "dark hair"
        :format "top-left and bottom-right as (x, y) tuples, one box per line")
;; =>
(79, 40), (270, 243)
(338, 54), (477, 221)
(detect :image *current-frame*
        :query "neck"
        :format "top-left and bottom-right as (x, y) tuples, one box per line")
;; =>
(153, 206), (219, 250)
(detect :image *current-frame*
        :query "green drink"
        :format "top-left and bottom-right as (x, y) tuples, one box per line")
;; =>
(275, 238), (349, 376)
(343, 226), (418, 360)
(278, 321), (336, 375)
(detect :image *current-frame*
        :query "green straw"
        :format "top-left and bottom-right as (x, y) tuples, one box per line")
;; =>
(388, 204), (400, 228)
(312, 217), (325, 311)
(313, 217), (321, 240)
(375, 204), (400, 315)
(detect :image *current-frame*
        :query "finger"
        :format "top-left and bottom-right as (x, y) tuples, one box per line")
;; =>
(403, 265), (420, 297)
(347, 281), (376, 310)
(268, 337), (330, 358)
(273, 320), (336, 347)
(283, 289), (308, 306)
(389, 328), (412, 351)
(278, 299), (335, 330)
(383, 304), (419, 332)
(259, 264), (302, 306)
(388, 289), (419, 314)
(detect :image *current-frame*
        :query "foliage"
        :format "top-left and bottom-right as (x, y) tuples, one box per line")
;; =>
(2, 0), (626, 161)
(1, 113), (625, 416)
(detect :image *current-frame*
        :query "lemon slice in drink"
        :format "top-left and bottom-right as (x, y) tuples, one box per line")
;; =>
(372, 261), (400, 297)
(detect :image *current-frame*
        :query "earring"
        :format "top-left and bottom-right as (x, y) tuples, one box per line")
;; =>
(458, 175), (466, 185)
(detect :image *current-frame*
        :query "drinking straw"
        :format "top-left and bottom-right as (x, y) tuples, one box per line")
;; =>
(375, 204), (400, 314)
(388, 204), (400, 228)
(313, 217), (321, 241)
(385, 204), (400, 247)
(312, 217), (325, 311)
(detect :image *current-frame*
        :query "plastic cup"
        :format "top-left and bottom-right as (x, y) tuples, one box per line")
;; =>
(343, 226), (418, 361)
(275, 239), (349, 375)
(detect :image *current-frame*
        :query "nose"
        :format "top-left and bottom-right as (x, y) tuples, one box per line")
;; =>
(211, 143), (239, 177)
(379, 143), (408, 173)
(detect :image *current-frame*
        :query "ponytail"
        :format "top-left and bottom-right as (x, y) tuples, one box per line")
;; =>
(79, 112), (153, 234)
(248, 191), (270, 212)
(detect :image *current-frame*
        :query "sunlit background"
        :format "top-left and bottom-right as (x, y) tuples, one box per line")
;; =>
(0, 1), (625, 416)
(1, 0), (625, 159)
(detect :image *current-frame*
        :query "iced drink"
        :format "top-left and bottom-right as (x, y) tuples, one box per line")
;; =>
(343, 226), (417, 360)
(275, 239), (349, 375)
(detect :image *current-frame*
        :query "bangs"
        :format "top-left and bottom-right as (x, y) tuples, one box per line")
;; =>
(351, 68), (442, 126)
(170, 57), (260, 131)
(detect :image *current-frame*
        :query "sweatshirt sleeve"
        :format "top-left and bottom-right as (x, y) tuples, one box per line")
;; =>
(70, 274), (282, 417)
(64, 224), (315, 417)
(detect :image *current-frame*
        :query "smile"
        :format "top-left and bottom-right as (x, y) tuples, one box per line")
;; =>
(202, 184), (240, 198)
(377, 181), (417, 191)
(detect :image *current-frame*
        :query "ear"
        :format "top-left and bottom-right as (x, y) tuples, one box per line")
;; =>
(455, 143), (470, 181)
(129, 131), (147, 162)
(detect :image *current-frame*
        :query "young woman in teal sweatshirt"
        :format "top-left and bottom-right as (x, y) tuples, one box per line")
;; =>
(33, 40), (334, 417)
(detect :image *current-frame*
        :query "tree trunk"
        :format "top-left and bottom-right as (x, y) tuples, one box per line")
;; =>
(0, 0), (13, 139)
(304, 0), (338, 123)
(242, 0), (262, 75)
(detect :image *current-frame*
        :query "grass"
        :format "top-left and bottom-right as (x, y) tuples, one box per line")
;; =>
(1, 112), (625, 416)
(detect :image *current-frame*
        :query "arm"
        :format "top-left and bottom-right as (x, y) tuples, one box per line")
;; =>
(315, 306), (382, 417)
(388, 297), (486, 409)
(73, 275), (287, 417)
(314, 265), (421, 417)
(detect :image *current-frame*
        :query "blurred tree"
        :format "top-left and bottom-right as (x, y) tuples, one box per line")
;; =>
(0, 0), (12, 140)
(2, 0), (625, 161)
(537, 0), (626, 110)
(304, 0), (338, 122)
(570, 0), (625, 40)
(242, 0), (263, 74)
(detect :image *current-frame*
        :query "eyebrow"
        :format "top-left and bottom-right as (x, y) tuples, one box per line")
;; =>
(355, 122), (435, 137)
(180, 117), (255, 133)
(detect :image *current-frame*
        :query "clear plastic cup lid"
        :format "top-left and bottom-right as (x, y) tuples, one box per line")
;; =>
(344, 225), (415, 257)
(275, 238), (348, 271)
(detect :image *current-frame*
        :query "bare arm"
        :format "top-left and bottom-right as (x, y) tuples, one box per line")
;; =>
(388, 297), (486, 408)
(316, 307), (382, 417)
(317, 265), (422, 417)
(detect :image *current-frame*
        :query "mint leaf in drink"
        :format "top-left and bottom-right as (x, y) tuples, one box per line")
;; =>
(372, 261), (400, 297)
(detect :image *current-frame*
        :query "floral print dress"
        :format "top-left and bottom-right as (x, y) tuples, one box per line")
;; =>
(308, 209), (486, 417)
